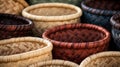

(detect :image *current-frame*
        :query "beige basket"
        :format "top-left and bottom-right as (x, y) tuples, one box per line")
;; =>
(0, 0), (29, 15)
(22, 3), (82, 36)
(28, 60), (79, 67)
(0, 37), (53, 67)
(79, 51), (120, 67)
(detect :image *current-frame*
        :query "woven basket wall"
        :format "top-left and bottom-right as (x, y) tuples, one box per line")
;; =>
(0, 37), (53, 67)
(0, 0), (29, 15)
(79, 51), (120, 67)
(0, 13), (33, 40)
(43, 23), (110, 64)
(111, 14), (120, 50)
(22, 3), (82, 36)
(28, 60), (79, 67)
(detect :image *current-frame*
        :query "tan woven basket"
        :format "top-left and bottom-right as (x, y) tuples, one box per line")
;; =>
(0, 37), (53, 67)
(79, 51), (120, 67)
(22, 3), (82, 36)
(28, 60), (79, 67)
(0, 0), (29, 15)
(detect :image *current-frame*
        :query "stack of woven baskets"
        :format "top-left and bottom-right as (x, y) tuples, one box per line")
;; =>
(0, 0), (120, 67)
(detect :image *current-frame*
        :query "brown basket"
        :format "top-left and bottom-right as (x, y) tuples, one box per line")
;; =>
(0, 0), (29, 15)
(79, 51), (120, 67)
(43, 23), (110, 64)
(28, 60), (79, 67)
(22, 3), (82, 36)
(0, 37), (53, 67)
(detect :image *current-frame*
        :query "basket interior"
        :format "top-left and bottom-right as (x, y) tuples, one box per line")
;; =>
(86, 0), (120, 10)
(0, 42), (46, 56)
(113, 15), (120, 24)
(0, 15), (29, 25)
(85, 57), (120, 67)
(29, 7), (77, 16)
(48, 27), (105, 43)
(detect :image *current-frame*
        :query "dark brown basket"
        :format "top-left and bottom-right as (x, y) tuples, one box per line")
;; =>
(0, 13), (33, 40)
(43, 23), (110, 64)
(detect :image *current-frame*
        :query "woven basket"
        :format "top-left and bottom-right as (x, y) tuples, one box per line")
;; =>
(81, 0), (120, 31)
(0, 37), (53, 67)
(0, 0), (28, 15)
(26, 0), (82, 7)
(111, 14), (120, 50)
(43, 23), (110, 64)
(22, 3), (82, 36)
(28, 60), (79, 67)
(0, 13), (33, 40)
(79, 51), (120, 67)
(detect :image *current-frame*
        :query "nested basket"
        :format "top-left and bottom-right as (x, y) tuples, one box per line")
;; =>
(0, 0), (29, 15)
(0, 37), (53, 67)
(22, 3), (82, 36)
(111, 14), (120, 50)
(28, 60), (79, 67)
(79, 51), (120, 67)
(43, 23), (110, 64)
(0, 13), (33, 40)
(81, 0), (120, 31)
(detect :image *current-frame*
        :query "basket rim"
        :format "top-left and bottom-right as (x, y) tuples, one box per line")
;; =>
(0, 13), (33, 31)
(42, 23), (110, 49)
(81, 1), (120, 16)
(28, 59), (79, 67)
(22, 3), (82, 21)
(0, 37), (53, 62)
(110, 13), (120, 29)
(79, 51), (120, 67)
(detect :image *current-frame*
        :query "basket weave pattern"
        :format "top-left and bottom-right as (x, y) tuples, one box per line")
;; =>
(79, 52), (120, 67)
(0, 37), (53, 67)
(43, 23), (110, 63)
(28, 60), (79, 67)
(22, 3), (82, 36)
(0, 0), (28, 15)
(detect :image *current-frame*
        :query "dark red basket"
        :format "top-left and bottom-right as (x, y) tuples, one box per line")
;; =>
(43, 23), (110, 64)
(0, 13), (33, 40)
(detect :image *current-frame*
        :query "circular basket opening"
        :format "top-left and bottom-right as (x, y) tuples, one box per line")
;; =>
(0, 14), (30, 25)
(0, 41), (46, 56)
(85, 0), (120, 10)
(44, 24), (108, 43)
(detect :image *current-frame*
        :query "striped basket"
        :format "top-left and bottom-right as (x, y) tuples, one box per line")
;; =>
(22, 3), (82, 37)
(79, 51), (120, 67)
(28, 60), (79, 67)
(43, 23), (110, 63)
(0, 37), (53, 67)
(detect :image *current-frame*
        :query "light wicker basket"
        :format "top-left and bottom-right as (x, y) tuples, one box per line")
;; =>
(79, 51), (120, 67)
(28, 60), (79, 67)
(0, 0), (29, 15)
(22, 3), (82, 36)
(0, 37), (53, 67)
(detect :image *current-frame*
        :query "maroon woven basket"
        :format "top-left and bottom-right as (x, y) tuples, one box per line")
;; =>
(43, 23), (110, 64)
(0, 13), (33, 40)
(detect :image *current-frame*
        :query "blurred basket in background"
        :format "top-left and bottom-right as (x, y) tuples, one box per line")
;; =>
(22, 3), (82, 37)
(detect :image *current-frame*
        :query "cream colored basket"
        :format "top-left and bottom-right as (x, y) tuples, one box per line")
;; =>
(28, 60), (79, 67)
(0, 0), (29, 15)
(79, 51), (120, 67)
(0, 37), (53, 67)
(22, 3), (82, 36)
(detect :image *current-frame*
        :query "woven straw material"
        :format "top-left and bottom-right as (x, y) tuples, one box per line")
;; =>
(79, 51), (120, 67)
(0, 37), (53, 67)
(0, 0), (28, 15)
(43, 23), (110, 63)
(22, 3), (82, 36)
(28, 60), (79, 67)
